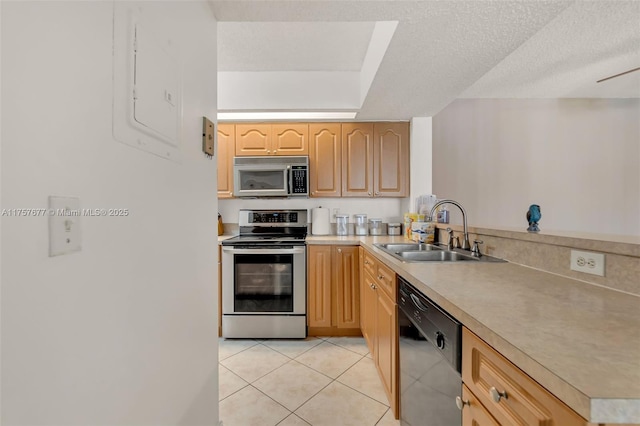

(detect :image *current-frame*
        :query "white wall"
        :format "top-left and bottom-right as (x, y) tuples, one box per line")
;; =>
(1, 2), (219, 424)
(407, 117), (433, 213)
(432, 99), (640, 236)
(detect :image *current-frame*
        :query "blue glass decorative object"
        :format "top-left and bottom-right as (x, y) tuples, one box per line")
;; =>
(526, 204), (541, 232)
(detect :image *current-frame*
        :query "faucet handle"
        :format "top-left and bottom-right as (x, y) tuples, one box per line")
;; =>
(471, 240), (484, 257)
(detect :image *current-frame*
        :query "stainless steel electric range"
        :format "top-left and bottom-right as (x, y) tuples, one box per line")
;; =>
(221, 209), (307, 338)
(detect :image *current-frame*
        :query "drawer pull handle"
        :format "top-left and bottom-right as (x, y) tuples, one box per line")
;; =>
(378, 274), (383, 280)
(455, 396), (469, 410)
(369, 283), (377, 290)
(489, 387), (507, 403)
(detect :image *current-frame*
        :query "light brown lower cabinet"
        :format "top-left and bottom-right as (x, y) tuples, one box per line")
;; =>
(307, 245), (361, 336)
(218, 245), (222, 337)
(361, 248), (399, 418)
(462, 327), (587, 426)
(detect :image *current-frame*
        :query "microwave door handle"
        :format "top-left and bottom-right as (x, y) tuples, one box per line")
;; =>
(287, 166), (291, 195)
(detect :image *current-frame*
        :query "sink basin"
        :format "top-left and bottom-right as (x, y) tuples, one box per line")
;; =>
(374, 242), (506, 263)
(374, 243), (442, 252)
(397, 251), (476, 262)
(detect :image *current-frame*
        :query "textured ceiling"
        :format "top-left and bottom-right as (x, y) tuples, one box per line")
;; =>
(211, 0), (640, 120)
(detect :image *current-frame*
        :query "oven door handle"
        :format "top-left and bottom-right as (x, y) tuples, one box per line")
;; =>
(222, 246), (306, 255)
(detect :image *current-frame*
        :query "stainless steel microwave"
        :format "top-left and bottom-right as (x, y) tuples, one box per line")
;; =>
(233, 156), (309, 198)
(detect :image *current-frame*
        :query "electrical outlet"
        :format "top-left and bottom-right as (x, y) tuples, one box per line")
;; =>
(332, 208), (339, 221)
(570, 250), (605, 276)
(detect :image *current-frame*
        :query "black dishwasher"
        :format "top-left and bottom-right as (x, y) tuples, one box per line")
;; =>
(398, 276), (462, 426)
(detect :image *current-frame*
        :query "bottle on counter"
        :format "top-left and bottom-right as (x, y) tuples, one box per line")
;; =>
(336, 214), (349, 236)
(354, 214), (368, 235)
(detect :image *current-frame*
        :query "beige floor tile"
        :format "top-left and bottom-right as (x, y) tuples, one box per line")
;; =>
(219, 386), (290, 426)
(325, 336), (370, 355)
(262, 337), (323, 359)
(337, 357), (389, 405)
(277, 413), (311, 426)
(295, 381), (388, 426)
(253, 360), (332, 411)
(220, 344), (289, 383)
(375, 408), (401, 426)
(218, 338), (259, 361)
(295, 341), (363, 379)
(218, 364), (248, 401)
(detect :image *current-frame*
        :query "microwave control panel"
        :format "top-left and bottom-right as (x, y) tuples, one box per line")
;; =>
(291, 166), (308, 194)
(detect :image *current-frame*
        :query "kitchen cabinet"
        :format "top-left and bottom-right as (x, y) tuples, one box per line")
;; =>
(309, 123), (341, 197)
(307, 245), (361, 336)
(361, 248), (399, 418)
(235, 123), (308, 156)
(462, 327), (587, 426)
(217, 124), (235, 198)
(342, 122), (409, 198)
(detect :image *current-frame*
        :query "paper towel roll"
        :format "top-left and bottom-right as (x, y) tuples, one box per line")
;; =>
(312, 207), (331, 235)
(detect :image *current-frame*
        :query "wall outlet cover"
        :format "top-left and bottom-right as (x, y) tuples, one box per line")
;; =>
(570, 249), (605, 276)
(48, 196), (81, 256)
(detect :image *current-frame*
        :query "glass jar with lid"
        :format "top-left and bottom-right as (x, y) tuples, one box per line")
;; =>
(336, 214), (349, 236)
(354, 214), (368, 235)
(369, 218), (383, 236)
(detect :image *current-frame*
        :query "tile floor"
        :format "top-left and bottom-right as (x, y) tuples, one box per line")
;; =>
(219, 336), (401, 426)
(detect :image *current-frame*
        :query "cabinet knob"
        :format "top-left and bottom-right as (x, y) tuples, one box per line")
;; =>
(273, 150), (277, 154)
(377, 274), (383, 280)
(267, 150), (271, 154)
(337, 248), (342, 253)
(489, 387), (507, 403)
(455, 396), (470, 410)
(364, 260), (370, 265)
(369, 283), (376, 290)
(375, 191), (380, 196)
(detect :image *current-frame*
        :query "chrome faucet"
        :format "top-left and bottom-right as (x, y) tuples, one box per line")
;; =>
(429, 200), (471, 250)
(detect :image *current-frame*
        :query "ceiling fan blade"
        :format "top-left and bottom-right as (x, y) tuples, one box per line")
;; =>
(596, 66), (640, 83)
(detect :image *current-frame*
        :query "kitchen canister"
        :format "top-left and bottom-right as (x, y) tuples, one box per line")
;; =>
(388, 222), (402, 235)
(354, 214), (368, 235)
(369, 218), (383, 236)
(311, 207), (331, 235)
(336, 214), (349, 236)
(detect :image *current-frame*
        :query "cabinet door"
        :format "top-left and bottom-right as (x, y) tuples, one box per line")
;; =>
(361, 270), (377, 357)
(462, 385), (500, 426)
(376, 288), (398, 416)
(218, 245), (222, 337)
(217, 124), (235, 198)
(272, 124), (308, 155)
(235, 124), (271, 155)
(342, 123), (374, 197)
(307, 245), (333, 328)
(373, 122), (409, 197)
(334, 246), (360, 329)
(309, 123), (341, 197)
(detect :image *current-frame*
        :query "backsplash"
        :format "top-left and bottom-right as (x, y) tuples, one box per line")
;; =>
(436, 225), (640, 296)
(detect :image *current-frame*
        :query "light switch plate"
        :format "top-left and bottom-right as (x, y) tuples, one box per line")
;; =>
(48, 196), (81, 256)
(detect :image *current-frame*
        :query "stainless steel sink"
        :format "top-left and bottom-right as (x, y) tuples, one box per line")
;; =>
(374, 243), (442, 252)
(397, 250), (477, 262)
(373, 242), (506, 263)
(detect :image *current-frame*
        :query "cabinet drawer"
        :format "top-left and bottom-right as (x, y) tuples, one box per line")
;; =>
(462, 328), (586, 426)
(363, 250), (377, 278)
(375, 262), (395, 301)
(462, 384), (499, 426)
(362, 250), (396, 301)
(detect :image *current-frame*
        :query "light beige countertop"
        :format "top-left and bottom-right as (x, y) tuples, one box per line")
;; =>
(220, 234), (640, 423)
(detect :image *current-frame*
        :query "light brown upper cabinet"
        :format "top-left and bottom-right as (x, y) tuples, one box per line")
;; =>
(374, 122), (410, 197)
(309, 123), (341, 197)
(342, 122), (409, 198)
(217, 124), (235, 199)
(235, 123), (309, 156)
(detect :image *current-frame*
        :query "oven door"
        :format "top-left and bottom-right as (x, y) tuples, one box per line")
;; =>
(222, 245), (306, 315)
